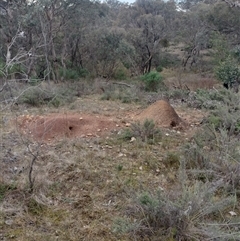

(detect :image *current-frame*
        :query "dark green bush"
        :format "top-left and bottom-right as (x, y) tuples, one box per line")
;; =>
(0, 182), (16, 202)
(156, 65), (163, 72)
(113, 68), (127, 80)
(59, 68), (79, 80)
(215, 57), (240, 87)
(59, 67), (88, 80)
(141, 71), (163, 92)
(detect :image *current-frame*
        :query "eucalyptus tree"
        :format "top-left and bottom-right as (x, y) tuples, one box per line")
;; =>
(63, 0), (111, 74)
(206, 1), (240, 45)
(87, 26), (135, 78)
(0, 0), (36, 94)
(118, 0), (177, 74)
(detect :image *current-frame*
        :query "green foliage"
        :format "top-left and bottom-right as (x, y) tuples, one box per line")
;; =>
(160, 38), (169, 48)
(59, 68), (79, 80)
(196, 89), (240, 135)
(0, 60), (5, 78)
(184, 121), (240, 194)
(113, 68), (128, 80)
(26, 198), (46, 215)
(58, 67), (88, 80)
(207, 114), (222, 129)
(18, 85), (76, 107)
(208, 108), (240, 136)
(19, 88), (53, 106)
(121, 119), (162, 143)
(141, 71), (163, 92)
(112, 218), (136, 235)
(0, 183), (16, 202)
(163, 152), (180, 169)
(139, 192), (158, 206)
(215, 57), (240, 86)
(158, 52), (180, 69)
(49, 96), (61, 108)
(188, 88), (235, 109)
(209, 32), (230, 64)
(78, 68), (89, 78)
(156, 65), (163, 72)
(232, 45), (240, 62)
(123, 182), (238, 240)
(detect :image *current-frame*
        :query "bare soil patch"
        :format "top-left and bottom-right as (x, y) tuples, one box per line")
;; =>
(17, 113), (123, 142)
(16, 99), (204, 142)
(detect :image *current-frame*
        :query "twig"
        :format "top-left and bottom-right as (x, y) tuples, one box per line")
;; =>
(0, 82), (7, 93)
(28, 150), (39, 193)
(112, 82), (133, 88)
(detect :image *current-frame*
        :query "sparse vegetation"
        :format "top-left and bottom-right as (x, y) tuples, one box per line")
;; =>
(121, 119), (162, 143)
(1, 0), (240, 240)
(119, 180), (239, 240)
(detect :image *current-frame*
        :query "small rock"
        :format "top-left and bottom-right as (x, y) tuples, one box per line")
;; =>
(229, 211), (237, 216)
(105, 145), (112, 149)
(5, 219), (13, 225)
(118, 153), (125, 157)
(125, 123), (131, 127)
(130, 137), (136, 142)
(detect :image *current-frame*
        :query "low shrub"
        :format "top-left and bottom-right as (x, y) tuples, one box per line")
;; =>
(141, 71), (163, 92)
(19, 88), (52, 106)
(120, 119), (162, 144)
(18, 85), (76, 107)
(0, 182), (16, 202)
(118, 181), (239, 240)
(187, 88), (238, 109)
(183, 125), (240, 195)
(113, 68), (128, 80)
(59, 67), (89, 80)
(156, 65), (163, 72)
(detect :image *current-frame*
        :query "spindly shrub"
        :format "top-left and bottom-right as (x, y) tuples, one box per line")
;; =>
(117, 181), (239, 240)
(120, 119), (162, 143)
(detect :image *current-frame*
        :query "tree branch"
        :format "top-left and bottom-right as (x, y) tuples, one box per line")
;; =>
(222, 0), (240, 8)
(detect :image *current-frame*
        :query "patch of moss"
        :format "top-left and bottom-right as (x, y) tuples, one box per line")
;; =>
(26, 198), (46, 216)
(0, 183), (17, 202)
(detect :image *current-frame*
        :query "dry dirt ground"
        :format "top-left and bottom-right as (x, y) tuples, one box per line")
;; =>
(16, 97), (205, 143)
(0, 95), (207, 241)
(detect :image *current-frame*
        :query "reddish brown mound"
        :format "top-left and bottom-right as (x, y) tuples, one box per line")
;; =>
(17, 113), (120, 142)
(136, 100), (183, 127)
